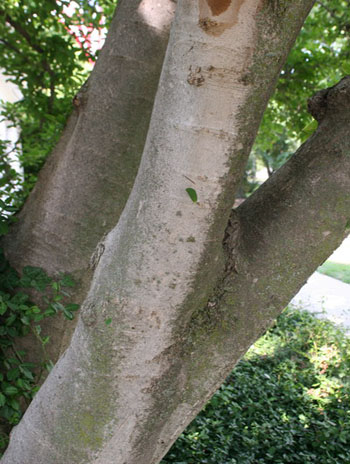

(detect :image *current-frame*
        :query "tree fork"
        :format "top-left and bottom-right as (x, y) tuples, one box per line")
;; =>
(4, 75), (349, 464)
(119, 76), (350, 464)
(164, 76), (350, 457)
(1, 1), (320, 463)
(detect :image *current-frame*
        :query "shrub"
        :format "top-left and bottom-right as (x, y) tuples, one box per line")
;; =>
(163, 308), (350, 464)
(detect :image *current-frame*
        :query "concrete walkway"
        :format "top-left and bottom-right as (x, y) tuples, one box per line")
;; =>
(290, 236), (350, 334)
(290, 273), (350, 333)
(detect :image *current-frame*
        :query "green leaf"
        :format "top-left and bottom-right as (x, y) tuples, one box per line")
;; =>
(62, 308), (74, 320)
(8, 399), (20, 411)
(43, 308), (56, 317)
(105, 318), (112, 326)
(59, 274), (75, 288)
(33, 313), (44, 322)
(60, 289), (71, 297)
(65, 303), (79, 312)
(51, 302), (65, 312)
(44, 360), (54, 372)
(31, 305), (41, 314)
(34, 325), (41, 335)
(6, 368), (20, 381)
(19, 366), (34, 380)
(3, 385), (18, 396)
(185, 188), (198, 203)
(300, 119), (318, 142)
(0, 393), (6, 407)
(16, 378), (31, 390)
(7, 301), (19, 311)
(20, 316), (30, 325)
(0, 301), (7, 315)
(20, 266), (52, 291)
(5, 314), (17, 326)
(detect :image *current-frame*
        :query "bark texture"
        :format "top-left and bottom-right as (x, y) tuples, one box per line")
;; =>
(162, 76), (350, 454)
(3, 0), (176, 359)
(1, 1), (320, 463)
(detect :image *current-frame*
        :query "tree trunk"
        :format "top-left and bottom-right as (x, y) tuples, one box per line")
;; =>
(1, 0), (320, 462)
(3, 0), (176, 360)
(11, 1), (350, 464)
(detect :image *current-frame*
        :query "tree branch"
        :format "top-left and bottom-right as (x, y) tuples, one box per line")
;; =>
(183, 75), (350, 407)
(135, 77), (350, 463)
(0, 39), (48, 92)
(0, 2), (319, 463)
(0, 37), (22, 56)
(316, 0), (339, 20)
(0, 8), (45, 54)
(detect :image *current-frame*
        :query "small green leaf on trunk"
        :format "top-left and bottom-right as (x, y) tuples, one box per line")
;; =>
(186, 188), (198, 203)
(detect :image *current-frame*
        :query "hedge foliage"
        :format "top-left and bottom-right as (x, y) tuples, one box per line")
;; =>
(163, 309), (350, 464)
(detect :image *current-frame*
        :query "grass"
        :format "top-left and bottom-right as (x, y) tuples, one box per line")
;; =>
(318, 261), (350, 284)
(162, 308), (350, 464)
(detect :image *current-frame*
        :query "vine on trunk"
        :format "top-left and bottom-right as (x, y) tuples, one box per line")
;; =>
(0, 246), (79, 454)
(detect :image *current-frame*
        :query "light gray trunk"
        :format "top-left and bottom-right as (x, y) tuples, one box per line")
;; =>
(9, 2), (350, 464)
(3, 0), (175, 360)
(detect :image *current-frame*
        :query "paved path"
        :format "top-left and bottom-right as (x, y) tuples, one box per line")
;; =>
(290, 272), (350, 333)
(289, 236), (350, 334)
(328, 236), (350, 264)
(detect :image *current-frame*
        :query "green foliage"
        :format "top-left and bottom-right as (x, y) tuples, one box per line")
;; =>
(163, 308), (350, 464)
(0, 0), (115, 203)
(318, 262), (350, 284)
(247, 0), (350, 187)
(0, 249), (79, 454)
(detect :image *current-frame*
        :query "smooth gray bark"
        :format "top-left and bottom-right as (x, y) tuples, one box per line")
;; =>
(0, 1), (325, 464)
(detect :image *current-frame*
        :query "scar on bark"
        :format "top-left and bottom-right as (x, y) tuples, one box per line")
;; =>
(187, 66), (205, 86)
(207, 0), (232, 16)
(199, 17), (219, 32)
(198, 0), (244, 36)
